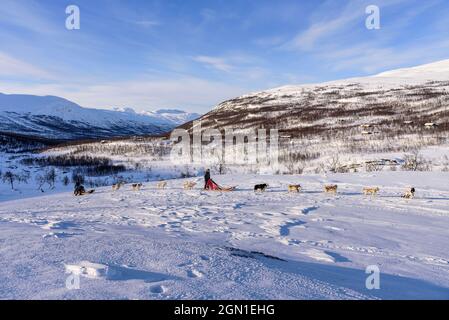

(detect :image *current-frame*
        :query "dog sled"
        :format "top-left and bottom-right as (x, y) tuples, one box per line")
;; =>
(74, 185), (95, 196)
(204, 179), (236, 192)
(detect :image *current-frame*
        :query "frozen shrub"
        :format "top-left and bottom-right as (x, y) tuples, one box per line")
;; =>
(366, 162), (383, 172)
(21, 155), (114, 167)
(326, 155), (341, 173)
(180, 165), (195, 178)
(2, 171), (19, 190)
(45, 168), (57, 189)
(71, 172), (85, 185)
(62, 175), (70, 186)
(402, 150), (432, 171)
(85, 164), (126, 176)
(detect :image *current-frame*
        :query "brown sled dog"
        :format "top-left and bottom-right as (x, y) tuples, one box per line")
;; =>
(112, 182), (125, 191)
(324, 184), (338, 194)
(183, 181), (197, 190)
(157, 181), (167, 189)
(288, 184), (302, 193)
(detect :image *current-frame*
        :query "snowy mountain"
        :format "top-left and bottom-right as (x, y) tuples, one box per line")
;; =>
(152, 109), (200, 125)
(190, 59), (449, 131)
(180, 59), (449, 170)
(372, 59), (449, 81)
(0, 93), (199, 140)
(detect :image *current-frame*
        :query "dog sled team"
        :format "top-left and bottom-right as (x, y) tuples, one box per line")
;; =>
(74, 168), (416, 199)
(254, 183), (414, 198)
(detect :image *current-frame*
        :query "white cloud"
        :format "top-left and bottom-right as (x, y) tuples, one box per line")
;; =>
(282, 1), (368, 52)
(192, 56), (234, 72)
(0, 52), (54, 79)
(286, 14), (357, 51)
(282, 0), (412, 52)
(192, 54), (269, 80)
(0, 0), (56, 34)
(0, 77), (251, 113)
(133, 20), (160, 28)
(318, 39), (449, 75)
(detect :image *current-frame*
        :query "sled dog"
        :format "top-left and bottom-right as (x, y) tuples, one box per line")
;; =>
(288, 184), (302, 193)
(363, 187), (380, 196)
(401, 187), (415, 199)
(112, 182), (124, 191)
(157, 181), (167, 189)
(324, 184), (338, 194)
(254, 184), (268, 192)
(132, 183), (142, 191)
(183, 181), (197, 190)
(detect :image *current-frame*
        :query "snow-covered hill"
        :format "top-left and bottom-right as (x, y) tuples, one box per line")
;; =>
(0, 93), (199, 140)
(180, 59), (449, 171)
(145, 109), (200, 126)
(196, 59), (449, 126)
(372, 59), (449, 82)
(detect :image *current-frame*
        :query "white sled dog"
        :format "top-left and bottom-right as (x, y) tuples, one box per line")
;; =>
(402, 187), (415, 199)
(132, 183), (142, 191)
(112, 182), (125, 191)
(363, 187), (380, 196)
(157, 181), (167, 189)
(324, 184), (338, 194)
(183, 181), (197, 190)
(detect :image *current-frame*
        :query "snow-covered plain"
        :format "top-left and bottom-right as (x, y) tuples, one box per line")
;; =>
(1, 172), (448, 300)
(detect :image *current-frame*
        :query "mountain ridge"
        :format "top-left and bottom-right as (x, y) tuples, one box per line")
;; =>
(0, 93), (200, 140)
(177, 59), (449, 166)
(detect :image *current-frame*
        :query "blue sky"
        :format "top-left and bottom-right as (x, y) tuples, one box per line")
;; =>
(0, 0), (449, 113)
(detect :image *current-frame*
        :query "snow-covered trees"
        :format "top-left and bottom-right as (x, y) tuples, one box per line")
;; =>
(402, 150), (432, 171)
(2, 171), (18, 190)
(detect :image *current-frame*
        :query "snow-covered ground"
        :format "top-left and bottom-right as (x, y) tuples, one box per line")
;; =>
(1, 172), (448, 299)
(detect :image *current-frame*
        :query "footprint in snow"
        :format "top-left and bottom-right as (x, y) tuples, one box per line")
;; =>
(302, 206), (319, 215)
(177, 261), (193, 267)
(42, 232), (78, 239)
(279, 220), (307, 236)
(149, 285), (166, 294)
(233, 203), (245, 209)
(187, 269), (203, 278)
